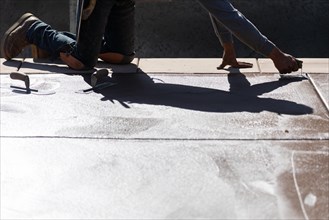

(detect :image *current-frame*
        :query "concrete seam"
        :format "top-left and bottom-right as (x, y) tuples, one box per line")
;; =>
(1, 136), (328, 141)
(307, 73), (329, 113)
(291, 151), (310, 220)
(256, 58), (262, 74)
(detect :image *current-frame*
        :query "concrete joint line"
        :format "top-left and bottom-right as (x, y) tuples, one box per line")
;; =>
(307, 74), (329, 113)
(1, 136), (328, 141)
(291, 151), (310, 220)
(256, 58), (262, 74)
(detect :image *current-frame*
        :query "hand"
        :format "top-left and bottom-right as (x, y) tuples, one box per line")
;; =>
(218, 42), (253, 70)
(273, 54), (300, 74)
(269, 48), (300, 74)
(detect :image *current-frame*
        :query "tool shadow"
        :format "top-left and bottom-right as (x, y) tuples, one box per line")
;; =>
(84, 70), (313, 115)
(3, 59), (312, 115)
(2, 59), (137, 75)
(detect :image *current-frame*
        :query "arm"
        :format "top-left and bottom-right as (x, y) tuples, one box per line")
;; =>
(199, 0), (275, 56)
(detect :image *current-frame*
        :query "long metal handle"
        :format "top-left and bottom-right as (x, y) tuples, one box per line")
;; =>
(76, 0), (85, 43)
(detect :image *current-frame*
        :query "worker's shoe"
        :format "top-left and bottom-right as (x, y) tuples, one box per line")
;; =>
(1, 13), (39, 60)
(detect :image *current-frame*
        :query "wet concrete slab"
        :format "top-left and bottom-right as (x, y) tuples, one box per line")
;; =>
(1, 73), (328, 140)
(1, 58), (328, 219)
(289, 151), (329, 219)
(1, 138), (328, 219)
(308, 74), (329, 109)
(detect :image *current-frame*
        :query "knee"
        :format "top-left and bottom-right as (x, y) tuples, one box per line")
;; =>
(60, 52), (86, 70)
(99, 52), (135, 64)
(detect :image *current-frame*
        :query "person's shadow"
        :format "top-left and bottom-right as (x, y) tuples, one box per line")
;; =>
(83, 69), (313, 115)
(4, 58), (311, 115)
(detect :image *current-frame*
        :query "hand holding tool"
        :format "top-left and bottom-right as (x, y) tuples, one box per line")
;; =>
(280, 59), (307, 80)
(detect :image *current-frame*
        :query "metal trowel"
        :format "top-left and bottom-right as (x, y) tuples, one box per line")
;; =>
(10, 71), (56, 95)
(77, 68), (117, 94)
(91, 68), (109, 87)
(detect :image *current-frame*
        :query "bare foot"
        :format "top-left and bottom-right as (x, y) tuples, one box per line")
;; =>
(217, 60), (253, 69)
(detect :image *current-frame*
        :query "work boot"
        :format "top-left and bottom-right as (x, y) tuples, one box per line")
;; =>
(1, 13), (39, 60)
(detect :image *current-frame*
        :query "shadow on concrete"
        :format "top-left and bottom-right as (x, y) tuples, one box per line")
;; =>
(3, 59), (312, 115)
(2, 59), (138, 75)
(1, 59), (22, 69)
(84, 70), (313, 115)
(3, 59), (99, 74)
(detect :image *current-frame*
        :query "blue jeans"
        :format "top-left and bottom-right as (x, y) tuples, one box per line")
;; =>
(26, 0), (135, 68)
(198, 0), (275, 56)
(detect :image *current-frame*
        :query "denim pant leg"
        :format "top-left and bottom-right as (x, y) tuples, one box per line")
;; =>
(75, 0), (118, 68)
(26, 21), (76, 58)
(100, 0), (135, 57)
(209, 13), (233, 46)
(198, 0), (276, 56)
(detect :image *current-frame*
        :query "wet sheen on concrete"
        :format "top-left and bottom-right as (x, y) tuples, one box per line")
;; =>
(1, 59), (328, 219)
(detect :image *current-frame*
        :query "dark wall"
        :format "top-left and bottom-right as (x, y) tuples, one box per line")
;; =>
(0, 0), (69, 34)
(0, 0), (70, 57)
(135, 0), (329, 58)
(1, 0), (328, 58)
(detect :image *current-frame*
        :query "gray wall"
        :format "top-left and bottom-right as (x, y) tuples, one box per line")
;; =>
(1, 0), (328, 58)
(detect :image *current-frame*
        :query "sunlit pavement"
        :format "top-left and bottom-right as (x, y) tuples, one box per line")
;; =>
(1, 58), (328, 219)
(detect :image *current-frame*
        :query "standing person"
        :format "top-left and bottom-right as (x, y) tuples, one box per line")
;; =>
(198, 0), (300, 74)
(1, 0), (135, 70)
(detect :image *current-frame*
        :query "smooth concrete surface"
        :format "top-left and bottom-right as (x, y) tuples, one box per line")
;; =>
(256, 58), (329, 109)
(0, 73), (328, 140)
(308, 74), (329, 108)
(1, 58), (329, 219)
(1, 139), (328, 219)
